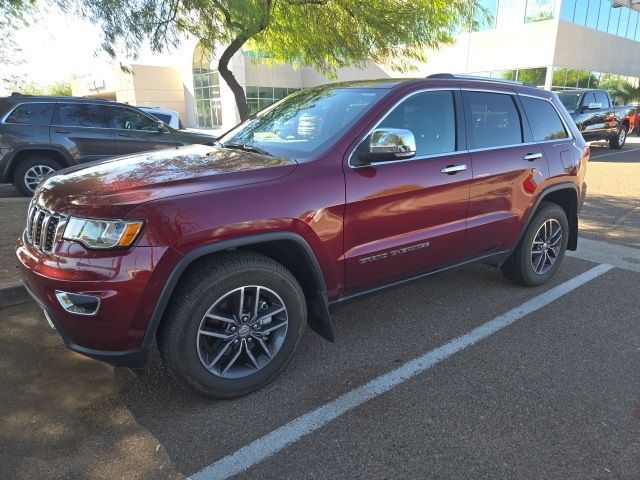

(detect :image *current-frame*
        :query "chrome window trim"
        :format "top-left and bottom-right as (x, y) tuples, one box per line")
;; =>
(348, 87), (578, 169)
(348, 87), (460, 169)
(517, 92), (575, 141)
(1, 101), (57, 126)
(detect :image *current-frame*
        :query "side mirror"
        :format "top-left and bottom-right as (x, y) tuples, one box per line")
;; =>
(587, 102), (602, 110)
(359, 128), (416, 164)
(157, 120), (168, 132)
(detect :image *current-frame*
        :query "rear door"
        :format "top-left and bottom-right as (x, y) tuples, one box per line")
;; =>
(519, 94), (577, 179)
(462, 90), (549, 258)
(343, 88), (472, 292)
(107, 106), (179, 154)
(51, 103), (118, 162)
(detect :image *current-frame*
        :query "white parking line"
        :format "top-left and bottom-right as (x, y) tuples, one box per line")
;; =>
(188, 263), (614, 480)
(590, 147), (640, 159)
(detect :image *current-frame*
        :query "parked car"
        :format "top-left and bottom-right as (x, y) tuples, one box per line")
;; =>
(17, 75), (589, 398)
(556, 89), (638, 149)
(0, 95), (217, 195)
(139, 106), (186, 130)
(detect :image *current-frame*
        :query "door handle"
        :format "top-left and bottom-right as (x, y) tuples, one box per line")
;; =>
(441, 164), (468, 174)
(523, 152), (543, 161)
(55, 129), (70, 134)
(118, 133), (132, 138)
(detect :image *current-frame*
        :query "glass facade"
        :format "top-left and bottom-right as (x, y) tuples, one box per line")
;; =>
(193, 43), (223, 128)
(245, 86), (299, 115)
(473, 0), (555, 31)
(470, 67), (548, 86)
(551, 66), (640, 103)
(561, 0), (640, 42)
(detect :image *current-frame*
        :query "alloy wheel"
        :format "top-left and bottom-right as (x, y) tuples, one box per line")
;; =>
(530, 219), (562, 275)
(196, 285), (288, 379)
(24, 165), (55, 192)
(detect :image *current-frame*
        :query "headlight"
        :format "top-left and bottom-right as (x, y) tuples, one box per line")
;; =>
(63, 217), (144, 249)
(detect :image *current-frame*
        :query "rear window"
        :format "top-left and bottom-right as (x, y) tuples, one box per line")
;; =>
(55, 104), (111, 128)
(4, 103), (55, 126)
(467, 92), (523, 149)
(520, 96), (569, 142)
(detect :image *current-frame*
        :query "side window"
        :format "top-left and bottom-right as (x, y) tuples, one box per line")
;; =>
(520, 96), (569, 142)
(594, 91), (610, 108)
(582, 92), (596, 107)
(467, 92), (523, 149)
(55, 104), (110, 128)
(110, 108), (159, 131)
(377, 91), (456, 156)
(5, 103), (55, 126)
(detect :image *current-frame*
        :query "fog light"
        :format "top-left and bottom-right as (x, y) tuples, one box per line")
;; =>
(55, 291), (101, 316)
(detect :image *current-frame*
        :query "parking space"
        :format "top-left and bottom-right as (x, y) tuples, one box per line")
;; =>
(1, 252), (639, 479)
(1, 138), (640, 479)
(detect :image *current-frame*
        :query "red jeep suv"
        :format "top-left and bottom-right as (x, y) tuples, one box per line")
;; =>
(17, 75), (589, 398)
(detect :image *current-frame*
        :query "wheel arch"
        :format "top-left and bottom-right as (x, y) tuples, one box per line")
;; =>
(516, 183), (579, 253)
(143, 232), (334, 357)
(5, 147), (72, 181)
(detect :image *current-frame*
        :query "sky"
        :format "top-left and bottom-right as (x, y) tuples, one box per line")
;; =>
(4, 4), (178, 88)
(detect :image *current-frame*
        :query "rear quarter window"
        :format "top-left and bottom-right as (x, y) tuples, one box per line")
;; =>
(520, 96), (569, 141)
(4, 103), (55, 126)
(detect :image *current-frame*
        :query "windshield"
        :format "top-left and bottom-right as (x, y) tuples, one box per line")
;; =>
(557, 92), (582, 110)
(218, 87), (385, 159)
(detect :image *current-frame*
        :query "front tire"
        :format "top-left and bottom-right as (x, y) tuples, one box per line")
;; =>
(158, 252), (306, 399)
(501, 203), (569, 287)
(13, 156), (62, 196)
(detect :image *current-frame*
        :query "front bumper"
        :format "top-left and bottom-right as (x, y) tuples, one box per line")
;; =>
(17, 232), (181, 368)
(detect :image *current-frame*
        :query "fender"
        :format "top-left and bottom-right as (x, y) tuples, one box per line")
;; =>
(140, 231), (335, 356)
(514, 182), (579, 252)
(2, 146), (74, 180)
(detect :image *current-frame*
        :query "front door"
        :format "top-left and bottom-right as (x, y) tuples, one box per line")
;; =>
(343, 89), (471, 292)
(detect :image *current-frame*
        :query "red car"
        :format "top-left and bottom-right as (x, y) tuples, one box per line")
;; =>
(17, 75), (589, 398)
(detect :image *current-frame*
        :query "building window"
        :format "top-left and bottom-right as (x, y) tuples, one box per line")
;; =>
(561, 0), (640, 43)
(525, 0), (556, 22)
(550, 66), (640, 104)
(497, 0), (527, 28)
(245, 86), (299, 116)
(470, 67), (547, 87)
(192, 43), (222, 128)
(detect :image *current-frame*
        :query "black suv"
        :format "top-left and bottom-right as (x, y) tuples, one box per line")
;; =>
(0, 95), (217, 195)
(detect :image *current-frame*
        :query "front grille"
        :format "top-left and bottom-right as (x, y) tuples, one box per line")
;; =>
(25, 202), (63, 254)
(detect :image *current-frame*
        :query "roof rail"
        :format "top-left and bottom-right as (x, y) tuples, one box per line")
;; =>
(426, 73), (536, 88)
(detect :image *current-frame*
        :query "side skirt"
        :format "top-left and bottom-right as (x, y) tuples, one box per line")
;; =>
(330, 250), (511, 309)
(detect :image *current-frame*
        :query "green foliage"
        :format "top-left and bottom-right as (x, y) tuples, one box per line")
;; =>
(10, 81), (73, 96)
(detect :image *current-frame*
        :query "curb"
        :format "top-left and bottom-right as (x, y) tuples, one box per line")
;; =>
(0, 282), (30, 309)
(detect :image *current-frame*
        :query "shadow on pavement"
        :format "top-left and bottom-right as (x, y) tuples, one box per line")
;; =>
(580, 194), (640, 248)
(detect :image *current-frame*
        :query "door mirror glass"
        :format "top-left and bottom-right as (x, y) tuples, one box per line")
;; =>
(362, 128), (416, 163)
(587, 102), (602, 110)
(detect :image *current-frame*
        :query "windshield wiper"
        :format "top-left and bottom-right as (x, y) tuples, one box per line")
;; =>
(221, 142), (273, 157)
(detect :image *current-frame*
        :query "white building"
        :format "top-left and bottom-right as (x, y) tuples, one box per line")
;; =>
(72, 0), (640, 132)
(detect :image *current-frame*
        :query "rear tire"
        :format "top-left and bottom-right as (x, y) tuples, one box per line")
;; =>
(609, 125), (627, 149)
(501, 203), (569, 287)
(158, 252), (306, 399)
(13, 156), (62, 196)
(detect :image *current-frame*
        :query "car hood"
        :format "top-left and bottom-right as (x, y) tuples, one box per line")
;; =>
(36, 144), (297, 217)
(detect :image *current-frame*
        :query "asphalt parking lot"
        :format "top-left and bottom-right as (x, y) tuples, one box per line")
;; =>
(1, 137), (639, 479)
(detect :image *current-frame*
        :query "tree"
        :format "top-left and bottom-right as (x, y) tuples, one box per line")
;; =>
(10, 81), (73, 96)
(0, 0), (34, 93)
(72, 0), (480, 120)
